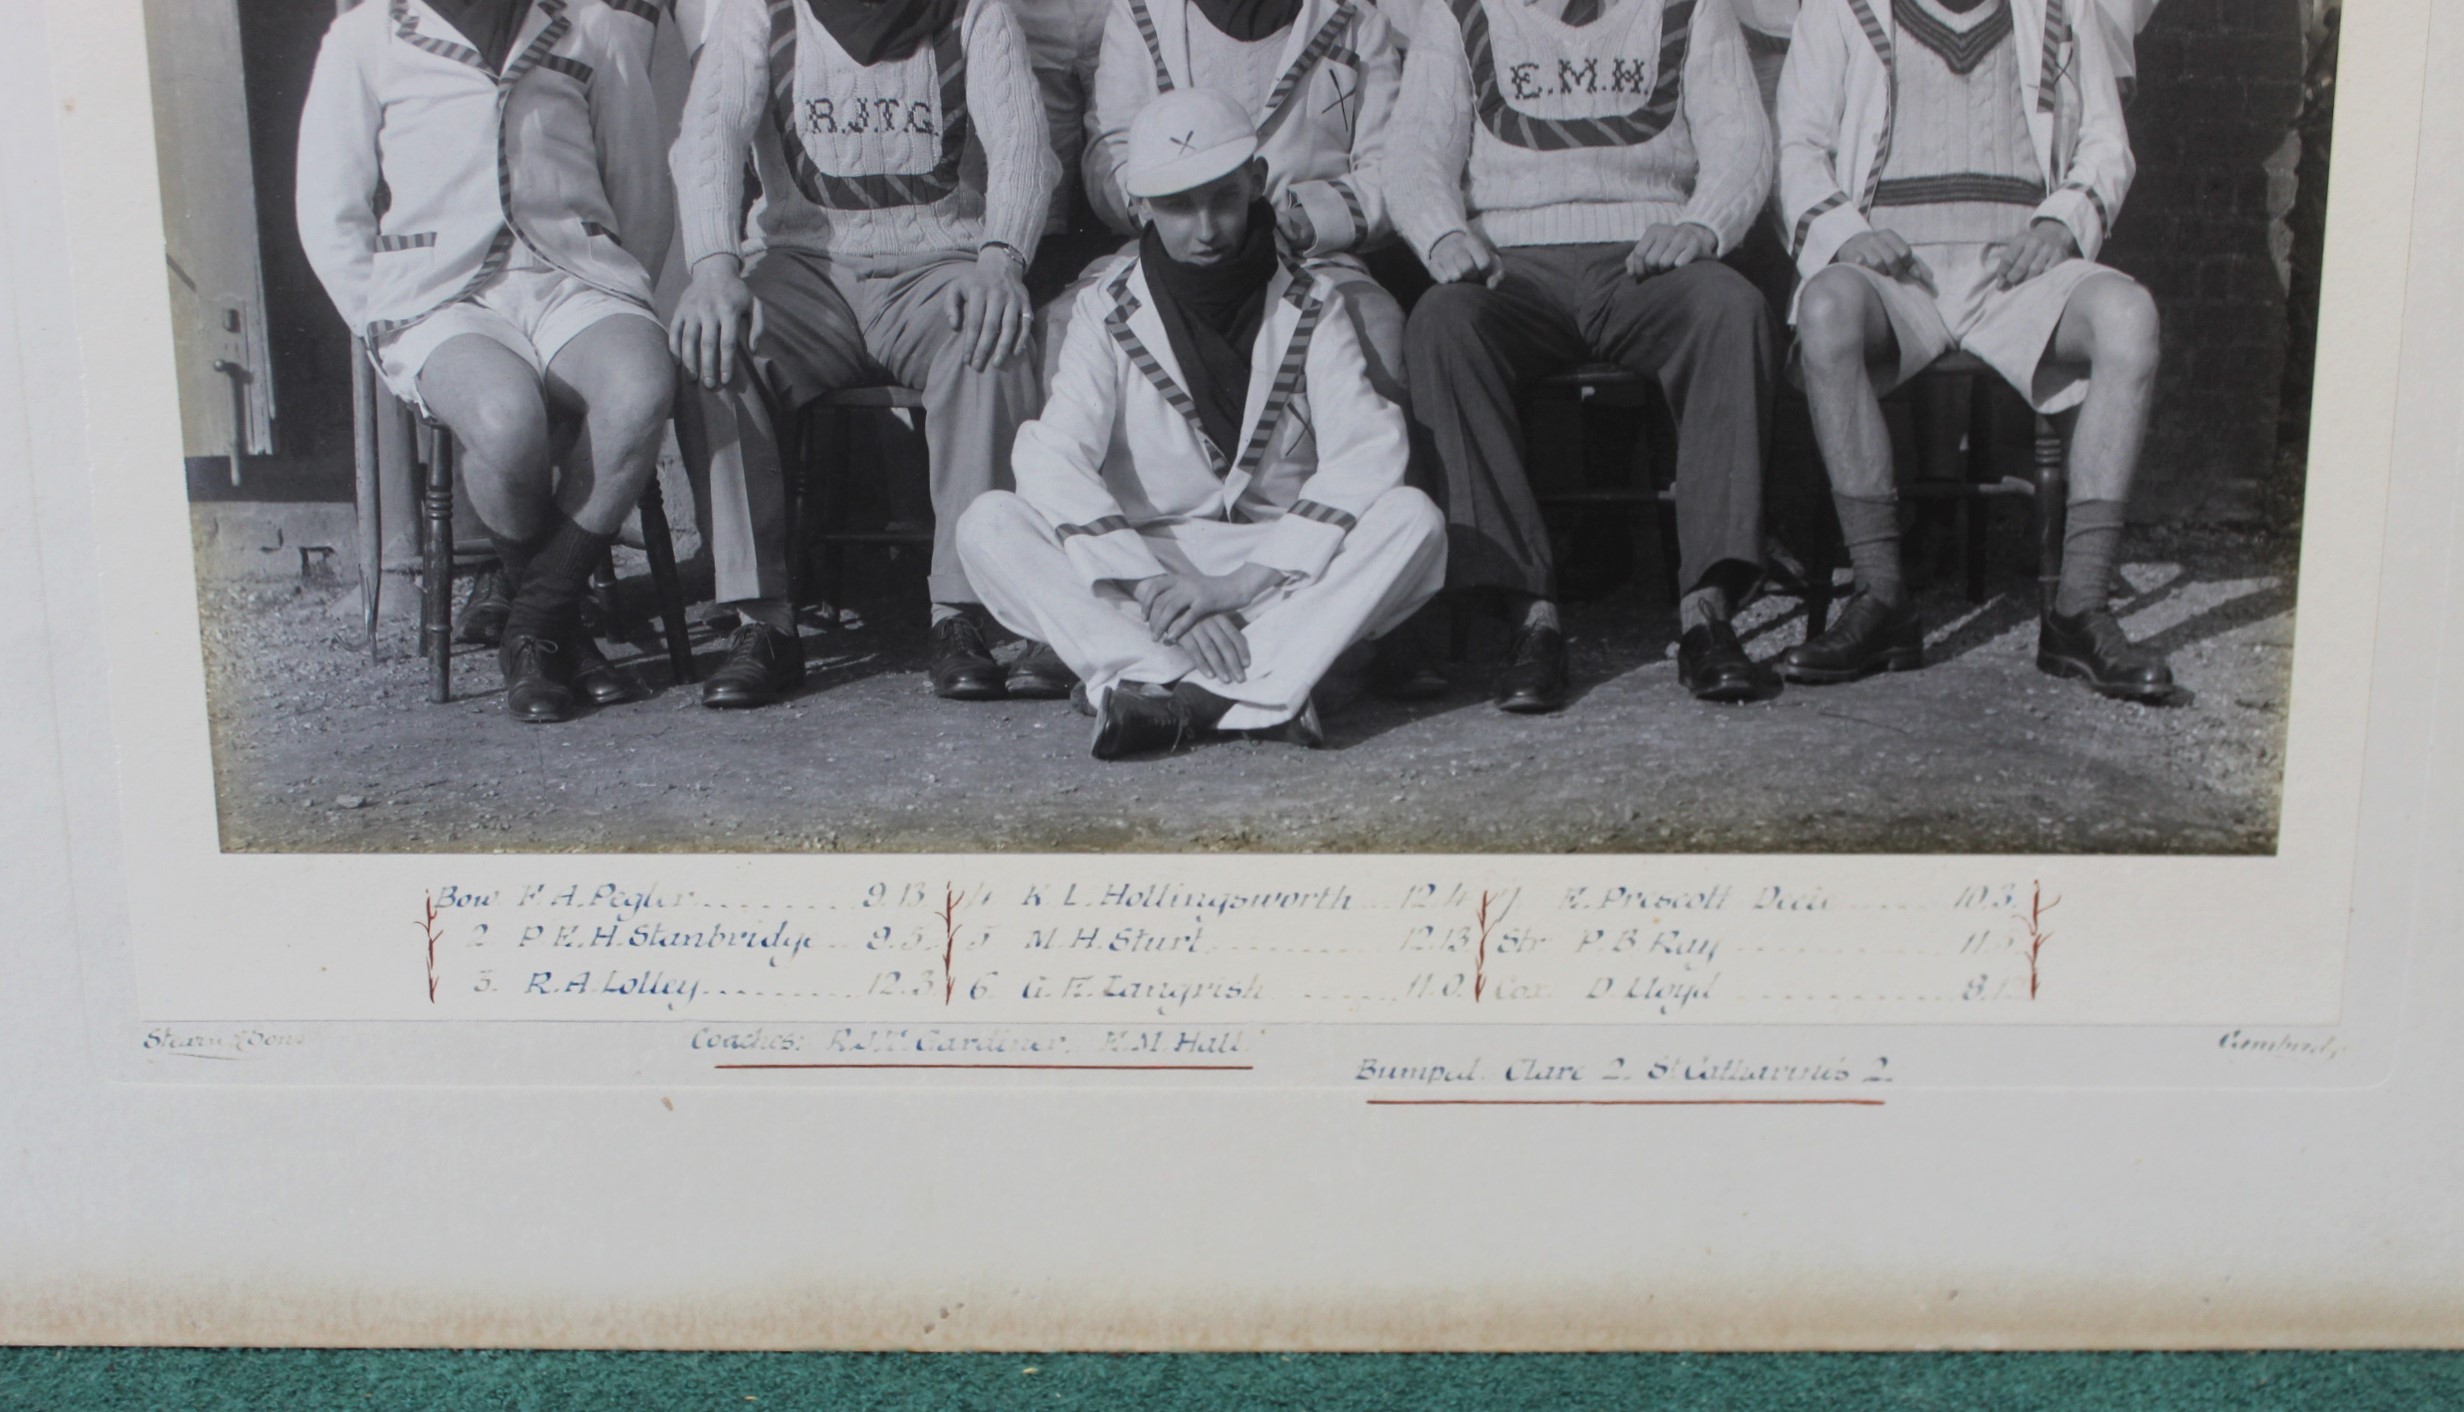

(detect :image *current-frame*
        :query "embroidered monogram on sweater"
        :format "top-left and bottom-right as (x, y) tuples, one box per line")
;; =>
(765, 0), (969, 211)
(1891, 0), (2014, 77)
(1445, 0), (1693, 151)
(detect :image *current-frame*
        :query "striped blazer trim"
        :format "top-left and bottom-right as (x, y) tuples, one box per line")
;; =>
(766, 0), (970, 211)
(1103, 266), (1226, 470)
(376, 231), (440, 251)
(2037, 0), (2066, 112)
(1127, 0), (1178, 91)
(1059, 515), (1136, 539)
(1329, 178), (1367, 238)
(1444, 0), (1695, 152)
(537, 51), (595, 83)
(2057, 178), (2108, 234)
(1870, 172), (2045, 206)
(1229, 278), (1321, 485)
(605, 0), (663, 22)
(1287, 498), (1355, 531)
(1841, 0), (1896, 208)
(1258, 4), (1360, 142)
(1790, 190), (1848, 258)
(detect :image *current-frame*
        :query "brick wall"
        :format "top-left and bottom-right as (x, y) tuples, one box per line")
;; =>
(2102, 0), (2310, 521)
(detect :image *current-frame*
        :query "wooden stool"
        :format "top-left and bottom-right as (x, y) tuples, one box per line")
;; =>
(786, 385), (933, 616)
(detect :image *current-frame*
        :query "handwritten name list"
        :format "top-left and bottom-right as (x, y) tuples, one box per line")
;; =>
(416, 872), (2060, 1025)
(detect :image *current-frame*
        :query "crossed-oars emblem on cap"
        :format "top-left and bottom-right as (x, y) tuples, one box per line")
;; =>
(1169, 127), (1203, 155)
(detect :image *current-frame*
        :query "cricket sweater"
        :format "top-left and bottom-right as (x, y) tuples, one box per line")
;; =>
(674, 0), (1059, 265)
(1384, 0), (1772, 257)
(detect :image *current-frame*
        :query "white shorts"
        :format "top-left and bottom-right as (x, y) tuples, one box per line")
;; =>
(1824, 245), (2129, 415)
(374, 263), (657, 412)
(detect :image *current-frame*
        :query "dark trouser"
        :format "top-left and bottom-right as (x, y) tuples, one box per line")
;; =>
(1404, 244), (1776, 599)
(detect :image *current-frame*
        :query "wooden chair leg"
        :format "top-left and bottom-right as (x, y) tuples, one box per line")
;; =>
(2033, 413), (2068, 617)
(1964, 374), (1995, 605)
(820, 408), (852, 620)
(638, 475), (696, 685)
(589, 550), (623, 639)
(352, 345), (382, 661)
(424, 430), (456, 704)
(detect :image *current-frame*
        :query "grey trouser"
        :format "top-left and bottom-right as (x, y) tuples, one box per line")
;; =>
(674, 246), (1038, 606)
(1404, 244), (1776, 599)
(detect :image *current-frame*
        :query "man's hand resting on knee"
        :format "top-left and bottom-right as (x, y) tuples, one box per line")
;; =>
(1834, 230), (1935, 290)
(1990, 219), (2080, 290)
(1134, 565), (1284, 683)
(947, 247), (1033, 372)
(671, 254), (758, 389)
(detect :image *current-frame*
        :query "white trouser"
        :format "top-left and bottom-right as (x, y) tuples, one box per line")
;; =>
(958, 487), (1446, 731)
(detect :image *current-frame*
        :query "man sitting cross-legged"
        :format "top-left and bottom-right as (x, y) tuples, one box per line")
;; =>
(298, 0), (676, 723)
(669, 0), (1061, 709)
(958, 89), (1446, 759)
(1774, 0), (2173, 701)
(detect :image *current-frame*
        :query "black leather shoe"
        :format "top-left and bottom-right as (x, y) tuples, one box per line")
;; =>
(1492, 624), (1568, 714)
(1369, 635), (1449, 701)
(1005, 640), (1077, 699)
(1678, 619), (1773, 703)
(565, 630), (638, 706)
(1091, 683), (1202, 761)
(499, 634), (574, 723)
(929, 615), (1006, 701)
(1278, 696), (1325, 748)
(2037, 607), (2177, 702)
(700, 622), (805, 709)
(456, 569), (512, 647)
(1779, 594), (1922, 685)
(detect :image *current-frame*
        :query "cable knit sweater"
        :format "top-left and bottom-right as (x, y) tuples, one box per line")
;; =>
(673, 0), (1059, 265)
(1384, 0), (1770, 256)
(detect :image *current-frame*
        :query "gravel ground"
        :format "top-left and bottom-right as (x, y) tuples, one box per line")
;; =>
(197, 515), (2295, 856)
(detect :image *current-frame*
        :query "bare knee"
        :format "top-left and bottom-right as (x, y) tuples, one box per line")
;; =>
(1796, 269), (1880, 372)
(444, 385), (550, 475)
(2078, 277), (2161, 384)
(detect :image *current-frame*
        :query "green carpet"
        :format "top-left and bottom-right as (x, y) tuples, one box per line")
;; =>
(1, 1351), (2459, 1410)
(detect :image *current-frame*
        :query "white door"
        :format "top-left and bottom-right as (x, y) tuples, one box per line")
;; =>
(144, 0), (276, 464)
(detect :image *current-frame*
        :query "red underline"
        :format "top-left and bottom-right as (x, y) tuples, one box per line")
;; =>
(714, 1062), (1256, 1072)
(1367, 1097), (1886, 1107)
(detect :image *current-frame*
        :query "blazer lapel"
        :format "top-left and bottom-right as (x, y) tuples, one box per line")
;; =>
(1107, 263), (1227, 471)
(1221, 264), (1315, 507)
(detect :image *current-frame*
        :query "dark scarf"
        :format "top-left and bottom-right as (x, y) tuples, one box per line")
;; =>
(1140, 201), (1281, 465)
(802, 0), (962, 66)
(429, 0), (531, 73)
(1190, 0), (1302, 41)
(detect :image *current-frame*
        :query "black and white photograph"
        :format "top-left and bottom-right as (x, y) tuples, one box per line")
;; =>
(159, 0), (2343, 853)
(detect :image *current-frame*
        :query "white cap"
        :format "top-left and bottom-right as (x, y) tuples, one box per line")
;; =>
(1122, 89), (1260, 199)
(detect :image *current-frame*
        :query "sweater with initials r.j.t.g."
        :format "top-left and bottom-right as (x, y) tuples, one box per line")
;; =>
(674, 0), (1058, 266)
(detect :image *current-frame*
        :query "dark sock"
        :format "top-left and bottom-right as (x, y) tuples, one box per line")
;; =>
(489, 529), (541, 600)
(1833, 493), (1905, 608)
(503, 514), (614, 645)
(2056, 499), (2128, 618)
(737, 599), (796, 636)
(1169, 681), (1236, 730)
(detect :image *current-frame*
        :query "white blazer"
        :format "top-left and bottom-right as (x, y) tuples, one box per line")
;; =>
(1012, 254), (1410, 587)
(1775, 0), (2134, 279)
(297, 0), (673, 341)
(1084, 0), (1403, 254)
